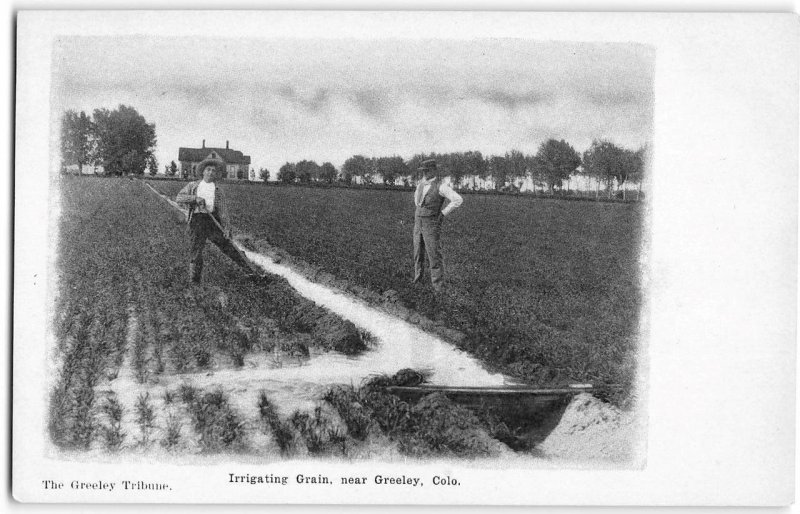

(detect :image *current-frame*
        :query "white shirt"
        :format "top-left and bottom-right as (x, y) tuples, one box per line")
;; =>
(196, 181), (216, 213)
(415, 177), (463, 216)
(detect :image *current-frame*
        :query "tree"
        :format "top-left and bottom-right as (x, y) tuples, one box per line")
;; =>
(628, 145), (647, 200)
(452, 151), (487, 190)
(278, 162), (296, 183)
(582, 140), (637, 198)
(530, 139), (582, 193)
(259, 167), (271, 183)
(464, 151), (488, 180)
(407, 153), (442, 181)
(60, 110), (95, 174)
(342, 155), (370, 184)
(147, 155), (158, 176)
(506, 150), (529, 190)
(319, 162), (337, 184)
(632, 145), (647, 182)
(92, 105), (157, 176)
(361, 160), (376, 185)
(119, 150), (147, 175)
(167, 160), (178, 177)
(295, 160), (320, 183)
(376, 156), (408, 185)
(488, 155), (510, 191)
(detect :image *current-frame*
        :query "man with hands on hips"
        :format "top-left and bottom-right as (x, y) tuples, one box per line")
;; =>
(412, 159), (463, 293)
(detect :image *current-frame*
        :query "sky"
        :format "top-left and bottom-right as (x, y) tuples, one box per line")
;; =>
(52, 37), (653, 175)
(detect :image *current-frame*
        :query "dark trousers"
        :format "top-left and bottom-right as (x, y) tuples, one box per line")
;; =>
(189, 213), (250, 282)
(413, 215), (444, 290)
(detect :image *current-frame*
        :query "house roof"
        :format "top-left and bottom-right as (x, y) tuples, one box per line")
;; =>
(178, 147), (251, 165)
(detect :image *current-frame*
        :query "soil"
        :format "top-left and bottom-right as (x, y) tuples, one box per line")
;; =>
(538, 393), (642, 464)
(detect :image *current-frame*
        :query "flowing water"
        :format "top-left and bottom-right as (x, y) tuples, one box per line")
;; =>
(242, 248), (512, 387)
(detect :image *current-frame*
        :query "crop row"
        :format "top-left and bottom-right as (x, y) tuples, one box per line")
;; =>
(87, 371), (510, 458)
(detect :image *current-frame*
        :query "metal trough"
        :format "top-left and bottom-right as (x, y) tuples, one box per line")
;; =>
(381, 384), (604, 449)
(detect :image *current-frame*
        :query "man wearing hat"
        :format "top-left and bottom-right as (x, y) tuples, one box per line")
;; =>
(175, 159), (256, 283)
(413, 159), (463, 292)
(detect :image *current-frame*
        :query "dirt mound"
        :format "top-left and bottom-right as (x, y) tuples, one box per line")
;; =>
(363, 368), (432, 388)
(537, 393), (638, 463)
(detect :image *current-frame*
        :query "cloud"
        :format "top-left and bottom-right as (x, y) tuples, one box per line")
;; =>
(348, 88), (391, 120)
(52, 37), (654, 173)
(472, 89), (551, 111)
(275, 85), (331, 113)
(578, 84), (651, 107)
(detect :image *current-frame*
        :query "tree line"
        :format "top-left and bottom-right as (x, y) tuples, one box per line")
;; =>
(60, 105), (160, 176)
(61, 106), (646, 196)
(266, 139), (646, 195)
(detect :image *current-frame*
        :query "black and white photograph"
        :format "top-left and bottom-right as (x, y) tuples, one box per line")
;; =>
(11, 9), (797, 506)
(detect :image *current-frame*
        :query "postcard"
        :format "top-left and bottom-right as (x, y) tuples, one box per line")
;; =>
(12, 10), (797, 505)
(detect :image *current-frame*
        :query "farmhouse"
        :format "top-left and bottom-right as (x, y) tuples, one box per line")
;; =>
(178, 140), (251, 180)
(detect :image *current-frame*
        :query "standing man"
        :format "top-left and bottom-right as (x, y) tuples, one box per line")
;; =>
(175, 159), (256, 283)
(412, 159), (463, 292)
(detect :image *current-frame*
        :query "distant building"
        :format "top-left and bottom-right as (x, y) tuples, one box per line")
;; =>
(64, 163), (104, 175)
(178, 140), (251, 180)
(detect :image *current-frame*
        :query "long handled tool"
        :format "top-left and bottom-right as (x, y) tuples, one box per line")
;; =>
(203, 211), (266, 278)
(139, 178), (266, 280)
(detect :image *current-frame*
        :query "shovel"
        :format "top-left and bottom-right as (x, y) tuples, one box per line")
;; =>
(202, 209), (267, 281)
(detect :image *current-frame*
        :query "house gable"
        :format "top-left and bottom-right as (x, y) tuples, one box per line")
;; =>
(178, 147), (251, 166)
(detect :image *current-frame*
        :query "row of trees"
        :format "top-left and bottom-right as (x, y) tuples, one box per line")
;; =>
(61, 106), (645, 194)
(272, 160), (339, 184)
(265, 139), (646, 194)
(60, 105), (157, 176)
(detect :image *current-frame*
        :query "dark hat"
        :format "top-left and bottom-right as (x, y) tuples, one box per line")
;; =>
(417, 159), (437, 171)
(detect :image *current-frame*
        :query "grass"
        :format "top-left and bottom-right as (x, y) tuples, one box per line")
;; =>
(183, 389), (246, 452)
(161, 413), (183, 450)
(321, 370), (502, 458)
(99, 395), (125, 451)
(153, 181), (643, 402)
(135, 392), (156, 445)
(257, 391), (295, 456)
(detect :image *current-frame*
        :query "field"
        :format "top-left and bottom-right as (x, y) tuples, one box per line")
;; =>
(54, 176), (604, 459)
(151, 181), (644, 401)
